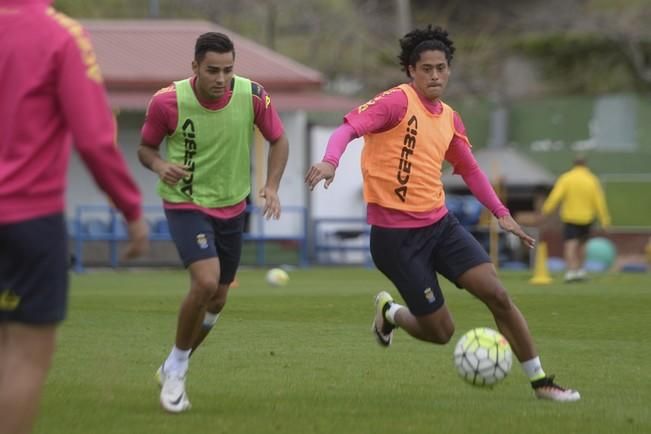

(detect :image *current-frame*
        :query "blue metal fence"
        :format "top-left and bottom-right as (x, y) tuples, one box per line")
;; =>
(69, 204), (308, 272)
(312, 217), (372, 266)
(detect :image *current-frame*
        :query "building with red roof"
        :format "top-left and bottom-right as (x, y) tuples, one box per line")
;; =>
(67, 19), (360, 223)
(83, 19), (357, 112)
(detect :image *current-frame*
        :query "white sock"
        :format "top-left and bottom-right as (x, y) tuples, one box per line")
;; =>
(164, 346), (191, 376)
(202, 312), (220, 330)
(385, 303), (403, 325)
(521, 356), (546, 381)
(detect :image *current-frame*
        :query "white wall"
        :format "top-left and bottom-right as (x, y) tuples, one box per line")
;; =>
(65, 122), (161, 218)
(65, 114), (369, 233)
(309, 126), (369, 264)
(309, 126), (365, 220)
(247, 111), (308, 237)
(65, 111), (312, 237)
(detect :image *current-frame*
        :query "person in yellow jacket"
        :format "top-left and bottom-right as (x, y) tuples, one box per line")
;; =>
(541, 156), (611, 282)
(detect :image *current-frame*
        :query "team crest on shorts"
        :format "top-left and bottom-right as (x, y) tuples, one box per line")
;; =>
(423, 287), (436, 304)
(0, 288), (21, 311)
(196, 233), (208, 249)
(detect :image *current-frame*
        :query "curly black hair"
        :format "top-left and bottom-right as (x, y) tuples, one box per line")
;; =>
(398, 25), (455, 78)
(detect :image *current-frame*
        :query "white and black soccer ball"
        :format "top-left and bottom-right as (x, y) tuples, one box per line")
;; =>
(453, 327), (512, 387)
(265, 267), (289, 287)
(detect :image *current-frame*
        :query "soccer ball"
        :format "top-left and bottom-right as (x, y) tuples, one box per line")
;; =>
(265, 268), (289, 287)
(453, 327), (512, 387)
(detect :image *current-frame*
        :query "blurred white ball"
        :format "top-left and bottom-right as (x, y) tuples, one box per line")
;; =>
(265, 268), (289, 287)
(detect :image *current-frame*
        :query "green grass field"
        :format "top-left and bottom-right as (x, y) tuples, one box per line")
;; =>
(604, 179), (651, 227)
(35, 268), (651, 434)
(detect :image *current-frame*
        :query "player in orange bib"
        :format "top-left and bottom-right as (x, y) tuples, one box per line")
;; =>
(306, 25), (580, 402)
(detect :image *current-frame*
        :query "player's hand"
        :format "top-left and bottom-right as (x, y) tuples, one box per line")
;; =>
(122, 217), (149, 259)
(498, 215), (536, 249)
(259, 186), (281, 220)
(153, 160), (190, 186)
(305, 162), (335, 191)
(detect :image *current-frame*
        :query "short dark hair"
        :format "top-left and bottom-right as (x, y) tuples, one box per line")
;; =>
(573, 154), (587, 166)
(195, 32), (235, 63)
(398, 25), (455, 78)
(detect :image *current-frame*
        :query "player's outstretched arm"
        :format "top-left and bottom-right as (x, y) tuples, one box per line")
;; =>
(498, 215), (536, 249)
(305, 162), (336, 191)
(260, 133), (289, 220)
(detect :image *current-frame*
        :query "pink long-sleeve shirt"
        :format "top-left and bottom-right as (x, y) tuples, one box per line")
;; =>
(0, 0), (142, 225)
(323, 84), (509, 228)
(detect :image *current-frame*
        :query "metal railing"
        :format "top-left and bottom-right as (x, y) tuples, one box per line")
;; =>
(69, 204), (308, 271)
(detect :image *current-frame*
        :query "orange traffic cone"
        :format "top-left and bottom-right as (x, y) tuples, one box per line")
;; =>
(529, 242), (553, 285)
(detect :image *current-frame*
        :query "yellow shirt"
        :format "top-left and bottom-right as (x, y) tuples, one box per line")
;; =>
(542, 166), (611, 227)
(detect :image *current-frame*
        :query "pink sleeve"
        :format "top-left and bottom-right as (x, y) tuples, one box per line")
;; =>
(343, 88), (407, 136)
(321, 88), (406, 169)
(452, 110), (471, 143)
(321, 123), (359, 168)
(141, 90), (177, 147)
(445, 114), (509, 218)
(57, 33), (142, 221)
(253, 86), (284, 142)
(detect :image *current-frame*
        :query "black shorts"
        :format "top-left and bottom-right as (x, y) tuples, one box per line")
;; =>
(370, 213), (491, 316)
(0, 213), (69, 324)
(564, 222), (592, 241)
(164, 209), (245, 284)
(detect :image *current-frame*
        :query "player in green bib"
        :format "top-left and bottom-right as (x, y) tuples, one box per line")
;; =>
(138, 32), (289, 413)
(158, 75), (254, 207)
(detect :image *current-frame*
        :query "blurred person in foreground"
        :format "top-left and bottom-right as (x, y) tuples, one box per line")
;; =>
(540, 155), (611, 282)
(0, 1), (149, 433)
(305, 25), (580, 402)
(137, 32), (288, 413)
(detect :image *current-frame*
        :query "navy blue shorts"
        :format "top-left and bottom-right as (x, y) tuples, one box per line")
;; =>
(564, 222), (592, 241)
(0, 213), (69, 324)
(164, 209), (245, 284)
(370, 213), (491, 316)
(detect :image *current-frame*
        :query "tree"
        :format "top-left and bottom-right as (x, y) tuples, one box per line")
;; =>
(55, 0), (651, 96)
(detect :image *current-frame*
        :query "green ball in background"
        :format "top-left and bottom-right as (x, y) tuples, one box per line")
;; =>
(586, 237), (617, 268)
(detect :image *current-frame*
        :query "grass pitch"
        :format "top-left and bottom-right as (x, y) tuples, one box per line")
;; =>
(35, 268), (651, 434)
